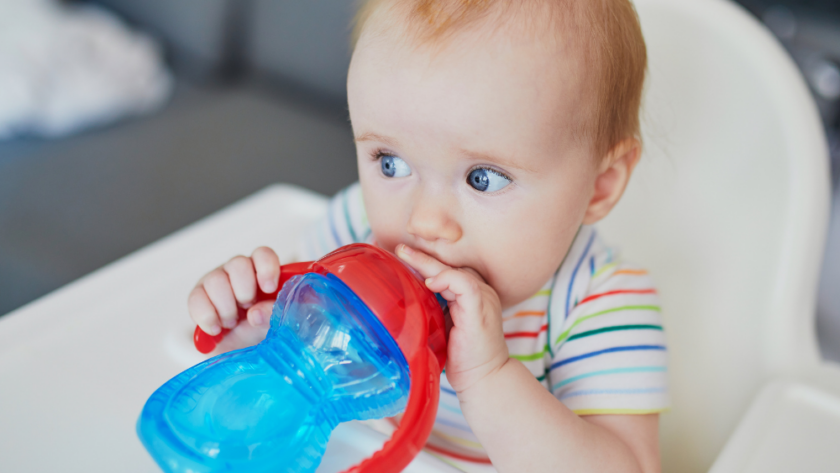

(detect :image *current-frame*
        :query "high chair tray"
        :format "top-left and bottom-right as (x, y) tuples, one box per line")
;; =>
(0, 184), (459, 472)
(710, 374), (840, 473)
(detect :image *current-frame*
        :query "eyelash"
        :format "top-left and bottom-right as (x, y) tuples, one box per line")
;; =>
(368, 148), (514, 184)
(370, 148), (392, 162)
(473, 165), (513, 183)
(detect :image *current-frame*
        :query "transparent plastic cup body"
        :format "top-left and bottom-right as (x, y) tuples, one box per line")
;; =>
(137, 273), (411, 473)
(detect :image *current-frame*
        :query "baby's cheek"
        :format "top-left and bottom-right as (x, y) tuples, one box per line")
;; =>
(359, 181), (403, 251)
(482, 223), (572, 308)
(366, 208), (403, 252)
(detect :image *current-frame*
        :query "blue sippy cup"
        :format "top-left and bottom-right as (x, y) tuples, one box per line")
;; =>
(137, 244), (448, 473)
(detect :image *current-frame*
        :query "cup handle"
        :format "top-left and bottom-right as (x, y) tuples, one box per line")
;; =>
(192, 261), (314, 354)
(343, 346), (441, 473)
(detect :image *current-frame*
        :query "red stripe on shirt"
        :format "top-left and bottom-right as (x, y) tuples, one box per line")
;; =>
(505, 324), (549, 338)
(577, 289), (657, 306)
(502, 310), (546, 322)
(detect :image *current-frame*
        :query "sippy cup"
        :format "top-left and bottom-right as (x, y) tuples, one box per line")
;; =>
(137, 244), (447, 473)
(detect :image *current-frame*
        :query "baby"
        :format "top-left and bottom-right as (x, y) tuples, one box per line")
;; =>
(188, 0), (667, 471)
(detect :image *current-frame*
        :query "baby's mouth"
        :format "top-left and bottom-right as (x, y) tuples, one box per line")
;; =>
(457, 265), (488, 284)
(421, 249), (487, 282)
(397, 241), (489, 284)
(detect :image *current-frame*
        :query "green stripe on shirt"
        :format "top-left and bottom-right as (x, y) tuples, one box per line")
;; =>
(567, 324), (663, 342)
(554, 305), (661, 346)
(509, 344), (550, 361)
(592, 262), (618, 279)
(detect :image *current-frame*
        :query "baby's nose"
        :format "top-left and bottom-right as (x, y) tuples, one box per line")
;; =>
(406, 195), (463, 244)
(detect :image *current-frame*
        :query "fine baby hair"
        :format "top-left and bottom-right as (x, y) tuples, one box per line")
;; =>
(138, 244), (448, 473)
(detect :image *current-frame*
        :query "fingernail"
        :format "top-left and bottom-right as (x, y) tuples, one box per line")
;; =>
(252, 308), (265, 326)
(261, 278), (277, 293)
(398, 244), (413, 256)
(207, 325), (221, 336)
(425, 277), (434, 286)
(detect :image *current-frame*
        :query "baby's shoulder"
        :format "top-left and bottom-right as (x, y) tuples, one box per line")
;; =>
(547, 226), (661, 325)
(297, 183), (371, 261)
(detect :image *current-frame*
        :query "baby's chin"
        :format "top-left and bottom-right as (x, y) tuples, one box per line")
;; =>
(489, 272), (551, 310)
(497, 289), (539, 310)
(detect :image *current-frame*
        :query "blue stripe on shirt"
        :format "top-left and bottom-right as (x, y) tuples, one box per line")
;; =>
(438, 402), (463, 415)
(566, 230), (596, 319)
(551, 345), (666, 370)
(433, 416), (475, 434)
(342, 187), (358, 243)
(552, 366), (667, 391)
(327, 200), (343, 248)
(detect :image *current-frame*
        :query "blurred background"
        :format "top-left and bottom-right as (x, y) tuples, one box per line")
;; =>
(0, 0), (839, 361)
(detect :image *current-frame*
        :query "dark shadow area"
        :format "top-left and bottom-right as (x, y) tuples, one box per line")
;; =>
(0, 0), (359, 316)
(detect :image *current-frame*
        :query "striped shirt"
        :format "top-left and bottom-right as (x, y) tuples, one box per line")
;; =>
(298, 183), (669, 471)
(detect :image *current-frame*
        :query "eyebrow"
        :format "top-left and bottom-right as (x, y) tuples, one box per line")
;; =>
(354, 132), (398, 147)
(458, 148), (538, 174)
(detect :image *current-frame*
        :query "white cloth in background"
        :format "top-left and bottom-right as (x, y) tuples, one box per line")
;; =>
(0, 0), (172, 140)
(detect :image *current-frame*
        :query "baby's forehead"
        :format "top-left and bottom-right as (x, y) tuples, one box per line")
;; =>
(353, 2), (595, 142)
(350, 37), (593, 169)
(354, 0), (648, 157)
(357, 3), (597, 104)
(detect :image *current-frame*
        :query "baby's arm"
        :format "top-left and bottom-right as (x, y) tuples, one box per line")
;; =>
(397, 244), (660, 473)
(458, 358), (660, 472)
(187, 247), (281, 353)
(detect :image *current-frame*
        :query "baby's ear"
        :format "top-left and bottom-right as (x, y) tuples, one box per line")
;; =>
(582, 138), (641, 225)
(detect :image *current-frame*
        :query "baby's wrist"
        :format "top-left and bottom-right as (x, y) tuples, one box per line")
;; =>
(455, 353), (514, 403)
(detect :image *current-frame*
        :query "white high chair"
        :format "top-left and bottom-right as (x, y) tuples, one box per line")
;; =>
(599, 0), (838, 471)
(0, 0), (836, 472)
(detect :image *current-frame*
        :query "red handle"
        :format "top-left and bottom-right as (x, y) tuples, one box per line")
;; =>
(193, 261), (313, 354)
(343, 347), (440, 473)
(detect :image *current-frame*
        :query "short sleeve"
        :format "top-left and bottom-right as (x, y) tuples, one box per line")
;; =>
(546, 231), (669, 415)
(297, 182), (373, 261)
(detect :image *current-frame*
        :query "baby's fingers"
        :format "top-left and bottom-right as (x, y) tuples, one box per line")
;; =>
(396, 244), (450, 279)
(246, 300), (275, 328)
(202, 268), (239, 329)
(252, 247), (280, 293)
(188, 286), (222, 336)
(223, 256), (258, 306)
(425, 269), (483, 321)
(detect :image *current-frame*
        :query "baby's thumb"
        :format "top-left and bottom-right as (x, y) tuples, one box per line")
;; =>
(247, 301), (275, 327)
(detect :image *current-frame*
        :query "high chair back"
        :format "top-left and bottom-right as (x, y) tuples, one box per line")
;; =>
(597, 0), (831, 471)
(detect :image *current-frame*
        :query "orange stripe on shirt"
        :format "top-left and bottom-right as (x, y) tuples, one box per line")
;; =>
(505, 324), (548, 339)
(577, 288), (657, 306)
(613, 269), (648, 276)
(502, 310), (546, 322)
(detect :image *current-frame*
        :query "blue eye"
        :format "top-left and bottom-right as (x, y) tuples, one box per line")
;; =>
(467, 168), (511, 192)
(380, 155), (411, 178)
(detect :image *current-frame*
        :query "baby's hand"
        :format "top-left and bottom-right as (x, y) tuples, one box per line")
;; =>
(187, 247), (280, 353)
(396, 244), (510, 395)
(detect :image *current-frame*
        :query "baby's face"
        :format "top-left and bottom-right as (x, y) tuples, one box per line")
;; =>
(348, 27), (601, 308)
